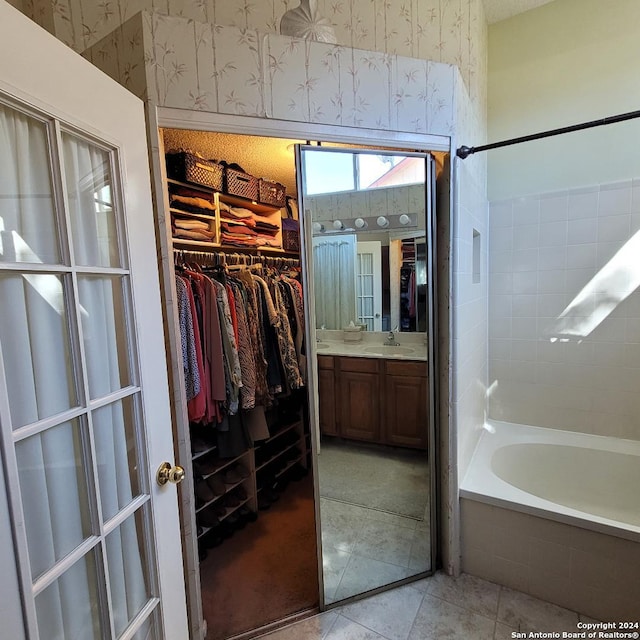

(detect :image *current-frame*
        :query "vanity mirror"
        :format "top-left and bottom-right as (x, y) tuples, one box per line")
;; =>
(296, 146), (437, 605)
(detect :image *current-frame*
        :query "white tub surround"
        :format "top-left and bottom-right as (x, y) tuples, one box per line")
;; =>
(462, 420), (640, 539)
(460, 420), (640, 620)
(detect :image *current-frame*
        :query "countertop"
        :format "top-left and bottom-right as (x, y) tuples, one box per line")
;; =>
(314, 331), (428, 361)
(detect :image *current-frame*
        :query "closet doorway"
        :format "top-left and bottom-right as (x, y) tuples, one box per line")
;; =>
(158, 128), (320, 640)
(152, 119), (446, 638)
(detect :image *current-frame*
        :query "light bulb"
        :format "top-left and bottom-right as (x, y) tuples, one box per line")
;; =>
(333, 219), (344, 230)
(399, 214), (411, 225)
(355, 218), (367, 229)
(376, 216), (389, 228)
(312, 222), (325, 232)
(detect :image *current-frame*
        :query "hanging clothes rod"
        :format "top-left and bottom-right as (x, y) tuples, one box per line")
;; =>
(456, 108), (640, 159)
(172, 247), (300, 268)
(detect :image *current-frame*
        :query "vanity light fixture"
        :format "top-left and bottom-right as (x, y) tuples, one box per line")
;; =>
(376, 216), (389, 228)
(399, 214), (411, 225)
(333, 219), (345, 230)
(312, 222), (325, 232)
(354, 217), (368, 229)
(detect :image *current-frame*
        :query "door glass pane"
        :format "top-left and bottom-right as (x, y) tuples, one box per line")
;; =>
(0, 273), (76, 428)
(35, 550), (103, 640)
(106, 509), (152, 637)
(0, 103), (60, 264)
(131, 614), (158, 640)
(77, 275), (132, 398)
(62, 131), (121, 268)
(15, 419), (91, 580)
(93, 396), (141, 521)
(363, 275), (373, 295)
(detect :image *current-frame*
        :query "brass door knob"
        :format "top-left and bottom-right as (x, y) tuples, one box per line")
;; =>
(156, 462), (185, 486)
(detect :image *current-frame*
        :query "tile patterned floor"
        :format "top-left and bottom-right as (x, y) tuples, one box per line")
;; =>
(320, 498), (430, 603)
(257, 572), (598, 640)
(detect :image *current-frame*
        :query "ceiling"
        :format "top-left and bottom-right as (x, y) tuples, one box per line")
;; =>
(483, 0), (555, 24)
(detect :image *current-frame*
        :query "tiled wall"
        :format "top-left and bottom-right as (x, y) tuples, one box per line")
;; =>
(461, 498), (640, 620)
(305, 185), (425, 225)
(454, 77), (488, 480)
(488, 179), (640, 441)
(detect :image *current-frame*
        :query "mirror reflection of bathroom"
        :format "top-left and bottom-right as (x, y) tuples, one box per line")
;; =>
(298, 145), (437, 604)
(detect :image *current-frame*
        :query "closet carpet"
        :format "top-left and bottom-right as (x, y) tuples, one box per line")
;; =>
(199, 474), (319, 640)
(317, 440), (429, 520)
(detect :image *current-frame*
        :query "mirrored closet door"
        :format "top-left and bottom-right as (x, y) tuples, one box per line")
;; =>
(296, 146), (438, 605)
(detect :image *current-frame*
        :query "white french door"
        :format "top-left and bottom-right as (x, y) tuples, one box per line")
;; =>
(0, 5), (187, 639)
(356, 241), (382, 331)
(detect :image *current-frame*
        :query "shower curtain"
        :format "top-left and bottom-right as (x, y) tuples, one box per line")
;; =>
(312, 235), (357, 330)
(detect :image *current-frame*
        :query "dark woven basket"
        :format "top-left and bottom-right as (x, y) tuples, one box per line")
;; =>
(225, 167), (259, 201)
(165, 152), (224, 191)
(258, 179), (286, 207)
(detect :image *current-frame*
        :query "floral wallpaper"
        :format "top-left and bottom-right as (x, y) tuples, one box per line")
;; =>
(84, 12), (458, 137)
(25, 0), (487, 122)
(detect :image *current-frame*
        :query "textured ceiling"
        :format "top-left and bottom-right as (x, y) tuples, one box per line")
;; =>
(162, 129), (305, 196)
(483, 0), (555, 24)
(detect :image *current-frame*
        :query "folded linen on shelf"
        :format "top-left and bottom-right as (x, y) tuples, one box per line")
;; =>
(171, 193), (216, 211)
(174, 228), (216, 241)
(175, 218), (211, 230)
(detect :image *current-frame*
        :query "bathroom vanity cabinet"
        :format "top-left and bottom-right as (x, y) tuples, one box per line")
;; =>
(318, 355), (428, 450)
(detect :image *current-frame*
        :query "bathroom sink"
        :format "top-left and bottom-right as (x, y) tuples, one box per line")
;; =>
(316, 343), (330, 350)
(363, 345), (415, 356)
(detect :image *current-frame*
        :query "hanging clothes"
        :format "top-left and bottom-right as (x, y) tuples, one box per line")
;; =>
(174, 255), (305, 450)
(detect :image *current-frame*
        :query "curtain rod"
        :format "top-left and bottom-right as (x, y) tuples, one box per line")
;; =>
(456, 108), (640, 159)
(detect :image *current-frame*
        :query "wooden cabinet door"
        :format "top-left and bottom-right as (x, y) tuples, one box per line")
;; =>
(339, 369), (380, 442)
(318, 367), (338, 436)
(385, 365), (428, 449)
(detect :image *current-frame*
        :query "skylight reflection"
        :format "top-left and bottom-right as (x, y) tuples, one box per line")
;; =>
(549, 228), (640, 339)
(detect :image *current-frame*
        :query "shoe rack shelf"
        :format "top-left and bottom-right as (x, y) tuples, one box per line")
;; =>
(191, 413), (310, 551)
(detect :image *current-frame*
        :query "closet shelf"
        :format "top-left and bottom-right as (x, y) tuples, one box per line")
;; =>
(255, 440), (301, 472)
(170, 207), (216, 221)
(256, 420), (302, 448)
(192, 444), (217, 461)
(195, 477), (249, 514)
(194, 453), (246, 480)
(196, 497), (252, 538)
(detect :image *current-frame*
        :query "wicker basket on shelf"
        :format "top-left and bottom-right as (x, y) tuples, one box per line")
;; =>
(165, 152), (224, 191)
(258, 178), (286, 207)
(225, 167), (259, 201)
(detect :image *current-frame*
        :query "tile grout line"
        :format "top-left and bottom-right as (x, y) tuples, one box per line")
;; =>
(321, 610), (339, 640)
(404, 586), (430, 640)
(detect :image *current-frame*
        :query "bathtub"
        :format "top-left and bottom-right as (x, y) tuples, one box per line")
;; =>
(461, 420), (640, 542)
(459, 421), (640, 620)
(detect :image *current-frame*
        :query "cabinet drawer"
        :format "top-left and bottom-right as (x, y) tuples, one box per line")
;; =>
(338, 356), (379, 373)
(384, 360), (427, 377)
(318, 355), (334, 370)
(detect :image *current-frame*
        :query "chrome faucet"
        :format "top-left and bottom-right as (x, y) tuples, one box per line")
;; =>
(385, 328), (400, 346)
